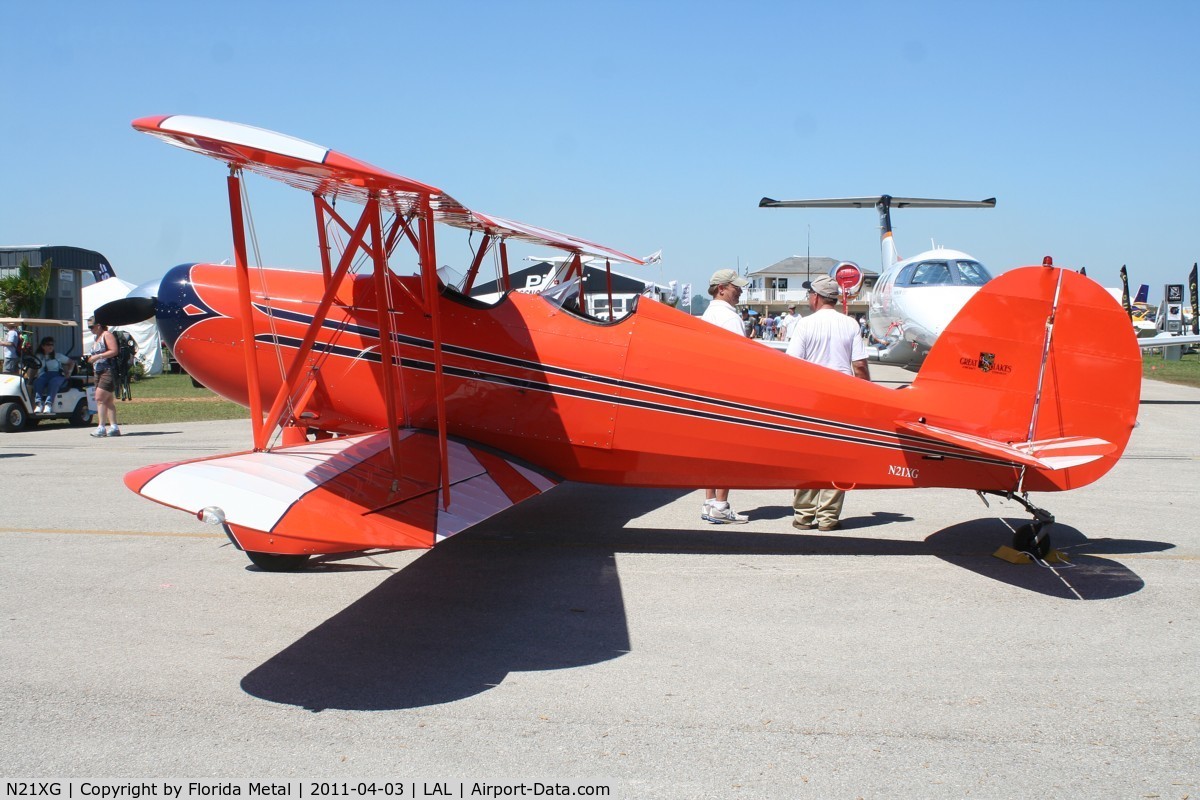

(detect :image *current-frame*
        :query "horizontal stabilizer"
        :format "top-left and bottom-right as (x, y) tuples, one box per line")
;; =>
(759, 196), (995, 210)
(897, 421), (1114, 471)
(125, 430), (559, 554)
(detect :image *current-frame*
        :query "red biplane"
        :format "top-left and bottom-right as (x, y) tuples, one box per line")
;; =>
(99, 115), (1143, 571)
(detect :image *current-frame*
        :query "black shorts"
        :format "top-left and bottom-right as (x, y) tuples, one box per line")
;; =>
(95, 369), (115, 392)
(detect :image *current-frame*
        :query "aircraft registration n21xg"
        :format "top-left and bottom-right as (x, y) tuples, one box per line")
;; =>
(100, 115), (1143, 571)
(759, 195), (996, 365)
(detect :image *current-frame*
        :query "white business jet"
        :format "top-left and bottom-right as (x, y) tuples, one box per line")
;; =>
(759, 195), (995, 365)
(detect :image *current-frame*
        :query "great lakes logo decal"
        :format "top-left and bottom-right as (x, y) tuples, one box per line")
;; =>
(960, 351), (1012, 375)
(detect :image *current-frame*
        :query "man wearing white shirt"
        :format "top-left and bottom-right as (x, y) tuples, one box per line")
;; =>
(786, 273), (870, 531)
(3, 322), (21, 374)
(698, 268), (751, 524)
(779, 304), (798, 342)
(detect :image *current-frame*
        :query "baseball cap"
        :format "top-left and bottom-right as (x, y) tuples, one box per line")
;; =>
(803, 275), (840, 300)
(709, 268), (749, 288)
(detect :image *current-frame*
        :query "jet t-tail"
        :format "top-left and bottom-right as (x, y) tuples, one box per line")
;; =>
(760, 195), (996, 366)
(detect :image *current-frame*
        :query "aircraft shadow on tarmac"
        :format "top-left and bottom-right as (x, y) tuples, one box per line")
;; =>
(240, 484), (1171, 712)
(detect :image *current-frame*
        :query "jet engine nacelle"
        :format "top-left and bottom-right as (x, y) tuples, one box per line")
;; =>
(834, 261), (864, 297)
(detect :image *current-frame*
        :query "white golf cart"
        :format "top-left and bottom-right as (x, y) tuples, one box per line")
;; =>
(0, 317), (95, 432)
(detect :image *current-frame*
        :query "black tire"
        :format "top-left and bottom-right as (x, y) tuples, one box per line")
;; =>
(0, 401), (28, 433)
(1012, 522), (1052, 559)
(69, 398), (93, 427)
(245, 551), (311, 572)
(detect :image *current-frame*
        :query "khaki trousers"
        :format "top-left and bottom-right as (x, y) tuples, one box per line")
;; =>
(793, 488), (845, 528)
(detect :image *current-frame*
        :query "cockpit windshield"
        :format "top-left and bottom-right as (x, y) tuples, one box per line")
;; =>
(897, 260), (993, 287)
(954, 260), (992, 286)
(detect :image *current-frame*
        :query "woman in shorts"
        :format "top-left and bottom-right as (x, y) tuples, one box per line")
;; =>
(83, 317), (121, 437)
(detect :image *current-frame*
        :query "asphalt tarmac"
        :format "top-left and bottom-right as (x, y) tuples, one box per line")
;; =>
(1, 364), (1197, 798)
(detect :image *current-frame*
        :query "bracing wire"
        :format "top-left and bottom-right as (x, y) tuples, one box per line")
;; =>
(238, 178), (291, 450)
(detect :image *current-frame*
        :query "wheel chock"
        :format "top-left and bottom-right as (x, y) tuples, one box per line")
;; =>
(992, 546), (1070, 564)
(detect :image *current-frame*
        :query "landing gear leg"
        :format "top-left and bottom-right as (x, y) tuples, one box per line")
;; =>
(983, 491), (1055, 559)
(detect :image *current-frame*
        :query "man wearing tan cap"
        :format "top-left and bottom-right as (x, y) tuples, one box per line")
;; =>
(698, 268), (751, 524)
(786, 272), (870, 531)
(700, 268), (749, 337)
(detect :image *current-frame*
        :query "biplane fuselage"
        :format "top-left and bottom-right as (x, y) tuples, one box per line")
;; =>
(159, 260), (1136, 497)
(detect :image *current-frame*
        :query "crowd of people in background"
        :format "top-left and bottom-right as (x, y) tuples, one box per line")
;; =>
(734, 302), (870, 346)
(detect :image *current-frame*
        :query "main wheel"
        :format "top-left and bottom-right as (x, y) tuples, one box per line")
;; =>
(0, 401), (28, 432)
(69, 398), (93, 427)
(245, 551), (311, 572)
(1012, 521), (1052, 559)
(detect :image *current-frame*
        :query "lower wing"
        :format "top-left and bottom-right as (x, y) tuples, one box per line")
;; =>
(125, 429), (559, 555)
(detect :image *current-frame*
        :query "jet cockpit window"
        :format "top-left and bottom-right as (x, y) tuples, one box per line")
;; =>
(954, 261), (992, 286)
(906, 261), (953, 286)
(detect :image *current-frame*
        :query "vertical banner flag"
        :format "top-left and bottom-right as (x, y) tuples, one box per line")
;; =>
(93, 260), (116, 281)
(681, 283), (692, 309)
(1119, 265), (1132, 319)
(1190, 263), (1198, 335)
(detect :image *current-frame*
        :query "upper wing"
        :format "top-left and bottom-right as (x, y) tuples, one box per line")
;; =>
(132, 114), (643, 264)
(125, 429), (559, 555)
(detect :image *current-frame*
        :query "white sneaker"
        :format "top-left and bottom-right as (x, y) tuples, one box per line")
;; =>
(702, 504), (750, 524)
(90, 427), (108, 438)
(106, 426), (122, 437)
(724, 506), (749, 523)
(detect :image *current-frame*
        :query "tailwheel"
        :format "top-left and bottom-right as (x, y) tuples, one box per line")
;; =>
(245, 551), (311, 572)
(1012, 521), (1052, 559)
(981, 490), (1057, 562)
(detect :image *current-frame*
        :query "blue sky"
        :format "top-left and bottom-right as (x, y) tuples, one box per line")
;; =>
(3, 1), (1198, 303)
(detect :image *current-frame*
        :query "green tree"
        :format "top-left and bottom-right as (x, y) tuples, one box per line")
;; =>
(0, 257), (52, 317)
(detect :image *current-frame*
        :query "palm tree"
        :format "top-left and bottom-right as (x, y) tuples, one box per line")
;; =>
(0, 258), (52, 317)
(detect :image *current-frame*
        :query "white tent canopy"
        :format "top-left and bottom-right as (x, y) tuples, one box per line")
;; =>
(82, 277), (163, 375)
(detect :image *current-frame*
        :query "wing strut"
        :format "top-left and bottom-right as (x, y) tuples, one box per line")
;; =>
(368, 194), (406, 483)
(418, 195), (452, 509)
(258, 196), (376, 442)
(500, 240), (512, 292)
(462, 234), (492, 294)
(227, 170), (267, 450)
(314, 194), (333, 284)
